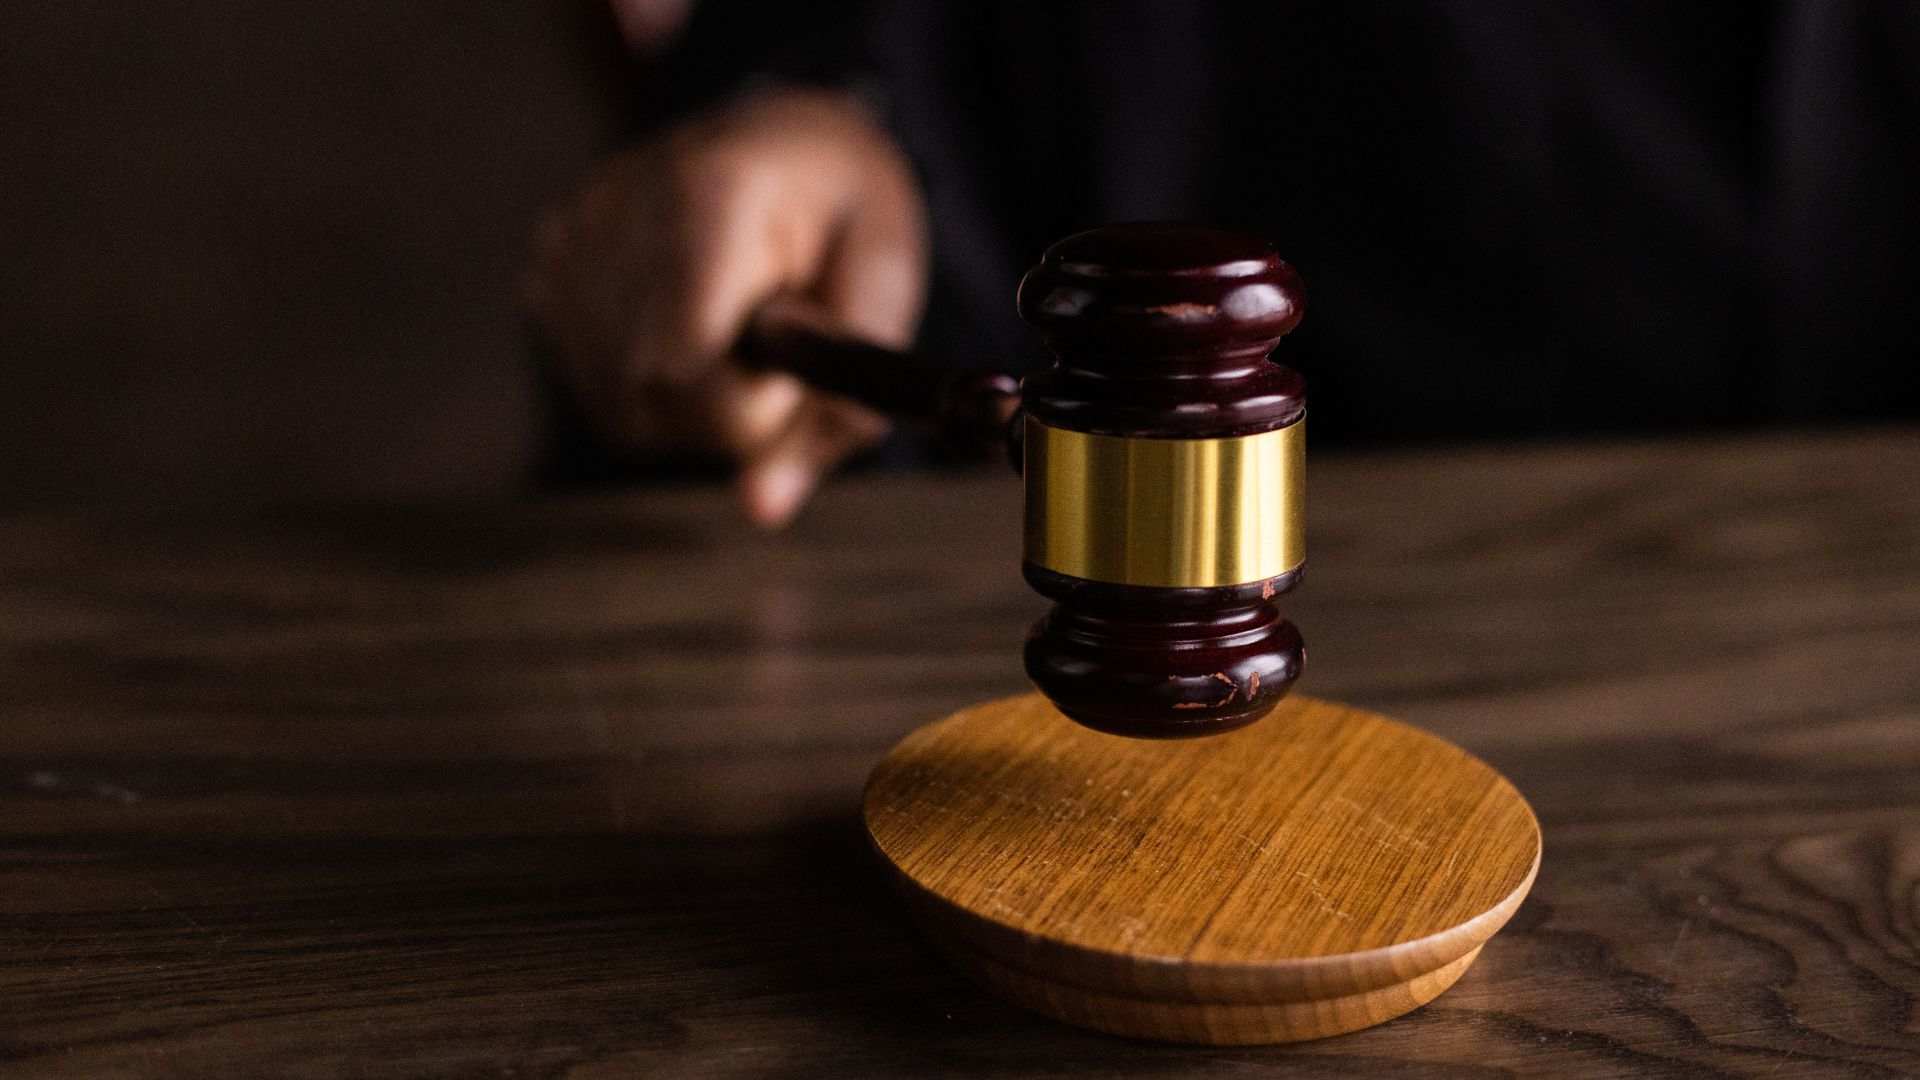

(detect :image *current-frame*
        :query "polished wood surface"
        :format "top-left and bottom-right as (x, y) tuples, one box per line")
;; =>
(1016, 223), (1306, 438)
(865, 693), (1540, 1042)
(3, 429), (1918, 1076)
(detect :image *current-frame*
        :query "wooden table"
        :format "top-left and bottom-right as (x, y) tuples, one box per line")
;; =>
(4, 430), (1917, 1078)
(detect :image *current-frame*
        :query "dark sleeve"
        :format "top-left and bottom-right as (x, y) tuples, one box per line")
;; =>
(633, 0), (881, 133)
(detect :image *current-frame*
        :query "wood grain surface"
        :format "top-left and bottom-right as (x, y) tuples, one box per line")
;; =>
(864, 693), (1539, 1042)
(3, 428), (1918, 1077)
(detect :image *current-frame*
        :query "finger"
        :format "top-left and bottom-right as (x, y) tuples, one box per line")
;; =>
(735, 145), (920, 527)
(658, 156), (833, 386)
(813, 151), (929, 349)
(736, 393), (891, 528)
(604, 364), (806, 459)
(708, 369), (809, 456)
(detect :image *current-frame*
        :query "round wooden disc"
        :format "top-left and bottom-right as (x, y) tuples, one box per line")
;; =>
(863, 693), (1540, 1044)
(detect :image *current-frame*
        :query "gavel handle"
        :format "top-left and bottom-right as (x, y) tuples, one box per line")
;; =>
(738, 295), (1022, 461)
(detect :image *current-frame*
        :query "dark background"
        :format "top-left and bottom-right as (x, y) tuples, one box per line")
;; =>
(1, 2), (630, 507)
(3, 1), (1916, 510)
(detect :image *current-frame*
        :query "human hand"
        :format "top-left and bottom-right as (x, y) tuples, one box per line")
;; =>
(523, 88), (928, 526)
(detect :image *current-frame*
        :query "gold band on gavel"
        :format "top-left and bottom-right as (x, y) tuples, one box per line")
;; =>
(1023, 416), (1305, 589)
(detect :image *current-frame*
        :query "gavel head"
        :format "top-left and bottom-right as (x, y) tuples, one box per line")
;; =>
(1017, 223), (1307, 738)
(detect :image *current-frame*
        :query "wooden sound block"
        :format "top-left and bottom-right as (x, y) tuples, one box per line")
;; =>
(863, 693), (1541, 1045)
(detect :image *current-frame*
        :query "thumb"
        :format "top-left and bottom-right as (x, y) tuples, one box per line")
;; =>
(734, 158), (926, 528)
(737, 394), (891, 527)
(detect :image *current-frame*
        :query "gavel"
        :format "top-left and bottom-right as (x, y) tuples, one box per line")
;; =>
(741, 223), (1307, 739)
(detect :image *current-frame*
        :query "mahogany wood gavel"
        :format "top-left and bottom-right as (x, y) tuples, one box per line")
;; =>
(740, 224), (1308, 739)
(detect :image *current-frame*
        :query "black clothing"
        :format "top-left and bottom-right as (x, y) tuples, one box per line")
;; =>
(657, 1), (1920, 445)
